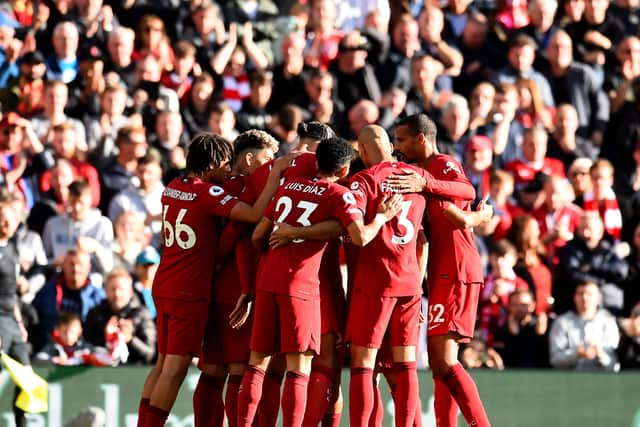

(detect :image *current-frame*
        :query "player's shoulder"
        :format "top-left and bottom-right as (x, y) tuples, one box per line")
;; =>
(286, 152), (318, 179)
(428, 154), (464, 177)
(223, 174), (247, 195)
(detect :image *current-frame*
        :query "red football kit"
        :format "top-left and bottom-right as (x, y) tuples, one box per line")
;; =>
(251, 176), (361, 354)
(423, 155), (482, 342)
(346, 161), (427, 348)
(153, 176), (239, 356)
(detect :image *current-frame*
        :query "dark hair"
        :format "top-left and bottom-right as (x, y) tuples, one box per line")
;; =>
(509, 33), (537, 50)
(186, 133), (234, 173)
(249, 70), (273, 86)
(57, 311), (82, 328)
(68, 180), (90, 197)
(297, 121), (335, 141)
(233, 130), (279, 159)
(315, 137), (354, 174)
(277, 104), (303, 132)
(396, 113), (437, 142)
(137, 149), (162, 166)
(489, 239), (516, 257)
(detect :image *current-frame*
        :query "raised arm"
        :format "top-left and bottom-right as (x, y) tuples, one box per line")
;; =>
(386, 169), (476, 201)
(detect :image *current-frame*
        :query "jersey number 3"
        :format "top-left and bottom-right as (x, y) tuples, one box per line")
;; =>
(391, 200), (415, 245)
(163, 205), (196, 249)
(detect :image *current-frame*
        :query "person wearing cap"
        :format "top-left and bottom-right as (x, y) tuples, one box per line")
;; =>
(133, 246), (160, 319)
(84, 268), (156, 365)
(0, 51), (47, 116)
(328, 30), (382, 113)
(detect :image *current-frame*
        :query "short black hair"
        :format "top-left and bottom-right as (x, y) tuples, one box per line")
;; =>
(68, 180), (90, 198)
(297, 121), (335, 141)
(186, 133), (234, 173)
(315, 137), (354, 174)
(396, 113), (437, 143)
(56, 311), (82, 328)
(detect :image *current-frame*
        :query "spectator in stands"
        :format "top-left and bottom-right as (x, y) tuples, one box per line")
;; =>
(131, 55), (180, 131)
(532, 174), (583, 262)
(30, 80), (87, 152)
(491, 34), (555, 107)
(42, 179), (114, 275)
(133, 15), (174, 73)
(45, 21), (80, 84)
(604, 36), (640, 114)
(98, 126), (147, 211)
(28, 159), (75, 235)
(437, 94), (470, 160)
(460, 338), (504, 370)
(133, 246), (160, 319)
(269, 31), (307, 112)
(519, 0), (559, 54)
(104, 27), (137, 91)
(622, 223), (640, 316)
(223, 0), (280, 65)
(86, 83), (133, 161)
(271, 103), (303, 156)
(509, 215), (554, 317)
(66, 45), (107, 121)
(547, 104), (597, 170)
(293, 69), (344, 125)
(418, 5), (463, 77)
(208, 101), (239, 142)
(72, 0), (116, 50)
(181, 72), (215, 140)
(544, 30), (609, 145)
(0, 11), (22, 87)
(559, 0), (585, 27)
(567, 157), (594, 207)
(346, 99), (379, 139)
(377, 13), (421, 92)
(160, 40), (198, 105)
(494, 289), (549, 367)
(111, 211), (148, 273)
(549, 281), (620, 371)
(329, 29), (382, 113)
(468, 82), (496, 133)
(32, 248), (105, 352)
(404, 53), (447, 120)
(150, 110), (187, 184)
(0, 50), (47, 117)
(236, 70), (274, 132)
(557, 212), (628, 314)
(463, 135), (493, 199)
(34, 312), (104, 366)
(41, 122), (101, 207)
(583, 159), (623, 241)
(514, 79), (553, 130)
(304, 0), (343, 71)
(476, 170), (518, 242)
(484, 82), (524, 168)
(85, 269), (156, 365)
(617, 302), (640, 368)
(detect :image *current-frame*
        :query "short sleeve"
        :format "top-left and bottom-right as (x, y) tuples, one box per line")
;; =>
(348, 172), (374, 214)
(202, 184), (240, 218)
(332, 190), (363, 228)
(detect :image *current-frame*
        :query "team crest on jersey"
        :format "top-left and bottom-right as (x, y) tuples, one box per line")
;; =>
(343, 192), (356, 204)
(350, 181), (359, 191)
(209, 186), (224, 197)
(443, 161), (460, 175)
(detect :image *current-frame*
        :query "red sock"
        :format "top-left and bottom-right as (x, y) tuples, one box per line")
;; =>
(350, 367), (374, 427)
(369, 382), (383, 427)
(302, 363), (335, 427)
(238, 366), (266, 427)
(258, 369), (283, 427)
(443, 364), (490, 427)
(226, 375), (243, 427)
(392, 362), (419, 427)
(434, 377), (457, 427)
(413, 394), (423, 427)
(282, 371), (310, 427)
(144, 405), (169, 427)
(193, 373), (225, 427)
(137, 398), (150, 427)
(322, 412), (342, 427)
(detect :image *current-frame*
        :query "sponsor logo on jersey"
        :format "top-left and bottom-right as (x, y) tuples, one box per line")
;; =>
(443, 161), (460, 175)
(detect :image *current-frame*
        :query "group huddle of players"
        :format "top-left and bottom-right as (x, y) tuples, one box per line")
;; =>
(135, 113), (493, 427)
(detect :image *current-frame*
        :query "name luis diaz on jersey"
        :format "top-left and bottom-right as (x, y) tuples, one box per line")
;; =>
(284, 181), (326, 196)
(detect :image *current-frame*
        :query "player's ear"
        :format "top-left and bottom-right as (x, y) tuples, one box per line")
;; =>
(337, 164), (349, 178)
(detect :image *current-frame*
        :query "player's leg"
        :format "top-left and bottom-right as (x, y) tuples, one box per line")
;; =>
(322, 386), (343, 427)
(138, 353), (164, 426)
(389, 296), (422, 427)
(227, 362), (248, 427)
(302, 332), (339, 427)
(238, 351), (272, 427)
(283, 351), (314, 427)
(194, 363), (227, 427)
(146, 353), (194, 426)
(258, 354), (285, 427)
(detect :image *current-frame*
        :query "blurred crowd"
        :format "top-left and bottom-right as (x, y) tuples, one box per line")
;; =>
(0, 0), (638, 372)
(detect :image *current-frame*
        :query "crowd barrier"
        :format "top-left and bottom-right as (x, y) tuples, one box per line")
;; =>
(0, 366), (639, 426)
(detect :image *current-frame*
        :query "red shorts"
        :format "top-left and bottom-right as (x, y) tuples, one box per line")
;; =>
(346, 291), (421, 349)
(250, 290), (321, 355)
(155, 297), (208, 356)
(426, 279), (481, 343)
(201, 301), (252, 366)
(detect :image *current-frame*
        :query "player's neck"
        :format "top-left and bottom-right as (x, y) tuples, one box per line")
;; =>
(316, 173), (339, 182)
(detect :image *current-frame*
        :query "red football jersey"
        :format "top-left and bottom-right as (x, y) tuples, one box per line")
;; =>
(243, 152), (319, 204)
(349, 161), (427, 297)
(424, 155), (484, 285)
(258, 176), (362, 299)
(152, 177), (240, 302)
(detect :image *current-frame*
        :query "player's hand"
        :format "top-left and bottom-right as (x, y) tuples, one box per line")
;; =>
(229, 294), (253, 329)
(378, 193), (403, 221)
(477, 195), (493, 222)
(269, 222), (299, 248)
(272, 152), (301, 174)
(385, 170), (426, 194)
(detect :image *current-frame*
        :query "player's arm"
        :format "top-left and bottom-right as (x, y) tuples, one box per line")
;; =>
(346, 194), (403, 247)
(230, 154), (297, 223)
(386, 168), (476, 201)
(416, 229), (428, 283)
(251, 216), (274, 253)
(269, 220), (343, 248)
(442, 197), (493, 229)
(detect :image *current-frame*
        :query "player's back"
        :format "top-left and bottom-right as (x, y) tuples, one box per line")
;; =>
(153, 176), (238, 302)
(424, 154), (483, 285)
(258, 175), (359, 300)
(349, 161), (426, 297)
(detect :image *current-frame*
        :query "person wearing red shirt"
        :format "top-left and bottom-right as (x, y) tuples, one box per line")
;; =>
(583, 159), (623, 241)
(193, 131), (278, 427)
(137, 133), (291, 427)
(238, 137), (401, 427)
(390, 114), (492, 427)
